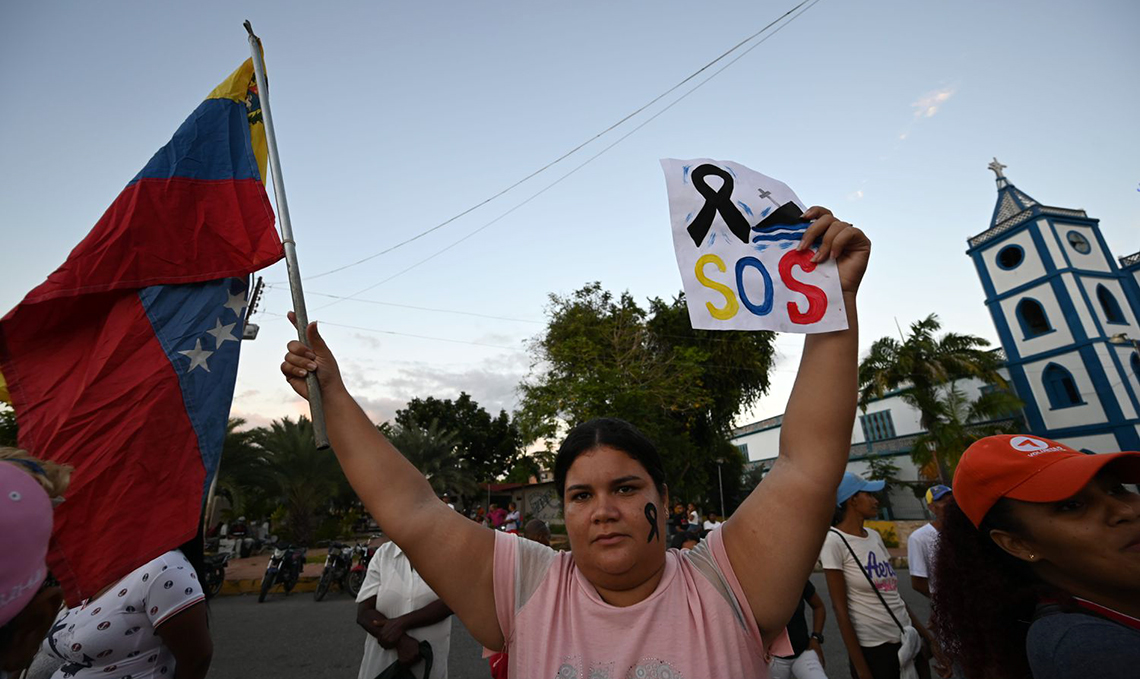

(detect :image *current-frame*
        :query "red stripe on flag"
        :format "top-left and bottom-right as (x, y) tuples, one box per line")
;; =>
(0, 291), (205, 605)
(21, 178), (280, 306)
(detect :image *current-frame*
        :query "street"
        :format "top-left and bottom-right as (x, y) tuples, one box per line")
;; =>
(208, 570), (933, 678)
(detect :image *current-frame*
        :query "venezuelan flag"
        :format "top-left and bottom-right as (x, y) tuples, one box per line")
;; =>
(0, 58), (283, 605)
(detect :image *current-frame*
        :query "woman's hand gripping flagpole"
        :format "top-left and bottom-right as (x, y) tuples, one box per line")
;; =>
(245, 20), (329, 448)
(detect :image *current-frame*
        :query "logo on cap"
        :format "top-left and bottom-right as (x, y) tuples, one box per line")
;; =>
(1010, 436), (1049, 452)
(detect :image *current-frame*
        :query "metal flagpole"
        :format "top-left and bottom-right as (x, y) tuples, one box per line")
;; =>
(244, 20), (329, 449)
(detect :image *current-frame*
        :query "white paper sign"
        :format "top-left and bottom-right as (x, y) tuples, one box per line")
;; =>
(660, 158), (848, 333)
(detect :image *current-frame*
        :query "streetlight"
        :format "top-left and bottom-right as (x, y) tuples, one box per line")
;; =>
(714, 458), (726, 519)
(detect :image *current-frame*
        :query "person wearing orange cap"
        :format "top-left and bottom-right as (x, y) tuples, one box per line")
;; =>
(930, 435), (1140, 679)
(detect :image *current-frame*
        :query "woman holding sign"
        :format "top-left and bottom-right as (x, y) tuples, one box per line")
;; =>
(280, 207), (868, 677)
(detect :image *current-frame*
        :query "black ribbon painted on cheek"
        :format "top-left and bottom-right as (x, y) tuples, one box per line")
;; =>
(687, 164), (752, 247)
(645, 503), (659, 543)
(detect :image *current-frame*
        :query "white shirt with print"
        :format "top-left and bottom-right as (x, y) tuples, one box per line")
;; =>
(42, 550), (204, 679)
(820, 528), (910, 647)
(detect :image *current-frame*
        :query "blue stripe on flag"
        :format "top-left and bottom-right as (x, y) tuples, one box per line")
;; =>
(139, 278), (247, 498)
(130, 99), (261, 185)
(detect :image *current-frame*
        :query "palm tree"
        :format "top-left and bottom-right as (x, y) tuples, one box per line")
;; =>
(911, 384), (1023, 478)
(214, 418), (271, 520)
(255, 416), (348, 545)
(859, 314), (1012, 482)
(387, 418), (479, 498)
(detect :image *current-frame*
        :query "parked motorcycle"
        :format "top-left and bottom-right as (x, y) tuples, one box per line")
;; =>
(346, 540), (376, 597)
(203, 552), (231, 599)
(258, 544), (307, 603)
(314, 541), (353, 601)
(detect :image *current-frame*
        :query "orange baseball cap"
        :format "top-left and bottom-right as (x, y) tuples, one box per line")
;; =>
(953, 434), (1140, 528)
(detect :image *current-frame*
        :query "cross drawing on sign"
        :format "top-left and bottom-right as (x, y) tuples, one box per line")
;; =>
(756, 188), (781, 208)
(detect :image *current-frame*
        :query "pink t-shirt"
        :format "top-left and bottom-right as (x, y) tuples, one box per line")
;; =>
(493, 528), (791, 679)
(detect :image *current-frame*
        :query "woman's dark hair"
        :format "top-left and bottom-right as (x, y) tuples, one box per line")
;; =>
(177, 515), (210, 617)
(554, 418), (666, 500)
(831, 498), (851, 526)
(669, 530), (701, 550)
(931, 498), (1059, 679)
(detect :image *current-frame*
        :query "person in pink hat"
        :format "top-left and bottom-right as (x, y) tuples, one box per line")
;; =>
(0, 451), (67, 678)
(930, 434), (1140, 679)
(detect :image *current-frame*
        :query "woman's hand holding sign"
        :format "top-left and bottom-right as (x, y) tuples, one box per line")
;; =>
(797, 206), (871, 295)
(723, 202), (869, 647)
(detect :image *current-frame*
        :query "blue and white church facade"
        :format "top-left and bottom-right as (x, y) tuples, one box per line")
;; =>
(966, 159), (1140, 453)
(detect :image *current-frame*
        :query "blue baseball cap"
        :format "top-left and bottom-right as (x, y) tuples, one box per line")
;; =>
(836, 472), (885, 506)
(925, 485), (952, 504)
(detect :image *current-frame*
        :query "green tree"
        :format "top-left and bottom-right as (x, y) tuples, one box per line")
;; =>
(864, 452), (903, 517)
(387, 418), (479, 498)
(254, 416), (349, 544)
(859, 314), (1010, 483)
(395, 392), (521, 483)
(517, 283), (776, 509)
(910, 383), (1022, 478)
(0, 404), (17, 447)
(214, 418), (273, 521)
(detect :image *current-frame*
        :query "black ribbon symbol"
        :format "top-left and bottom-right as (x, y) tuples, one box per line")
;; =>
(687, 164), (752, 247)
(645, 503), (660, 543)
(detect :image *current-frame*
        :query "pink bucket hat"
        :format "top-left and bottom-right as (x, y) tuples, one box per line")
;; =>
(0, 461), (54, 627)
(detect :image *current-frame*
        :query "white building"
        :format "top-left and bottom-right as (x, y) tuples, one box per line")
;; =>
(732, 379), (994, 521)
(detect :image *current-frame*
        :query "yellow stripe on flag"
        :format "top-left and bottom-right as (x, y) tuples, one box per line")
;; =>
(206, 58), (269, 185)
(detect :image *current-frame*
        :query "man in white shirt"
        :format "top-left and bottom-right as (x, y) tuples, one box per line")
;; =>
(907, 484), (952, 597)
(355, 541), (453, 679)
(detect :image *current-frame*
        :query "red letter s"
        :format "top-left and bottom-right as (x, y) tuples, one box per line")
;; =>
(778, 250), (827, 325)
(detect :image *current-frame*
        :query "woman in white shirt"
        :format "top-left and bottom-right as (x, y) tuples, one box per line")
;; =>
(820, 473), (946, 679)
(355, 541), (453, 679)
(41, 547), (211, 679)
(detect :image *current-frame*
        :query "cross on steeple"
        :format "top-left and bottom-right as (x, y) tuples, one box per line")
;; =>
(988, 157), (1007, 179)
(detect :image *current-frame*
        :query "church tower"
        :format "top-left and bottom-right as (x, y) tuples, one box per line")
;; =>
(966, 159), (1140, 452)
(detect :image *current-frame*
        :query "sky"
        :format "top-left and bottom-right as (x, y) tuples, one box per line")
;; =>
(2, 1), (1138, 437)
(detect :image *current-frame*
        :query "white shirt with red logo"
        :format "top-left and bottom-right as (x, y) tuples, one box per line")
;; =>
(42, 550), (204, 679)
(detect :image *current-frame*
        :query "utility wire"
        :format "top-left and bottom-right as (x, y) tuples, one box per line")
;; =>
(278, 0), (819, 284)
(311, 0), (821, 312)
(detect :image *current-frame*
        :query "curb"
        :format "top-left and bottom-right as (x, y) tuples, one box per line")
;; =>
(219, 576), (320, 596)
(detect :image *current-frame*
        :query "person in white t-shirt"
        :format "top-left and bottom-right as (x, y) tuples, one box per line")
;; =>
(702, 512), (723, 532)
(355, 541), (453, 679)
(907, 485), (951, 598)
(820, 473), (947, 679)
(501, 503), (520, 533)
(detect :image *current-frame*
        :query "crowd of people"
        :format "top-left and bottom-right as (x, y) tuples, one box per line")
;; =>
(3, 207), (1138, 679)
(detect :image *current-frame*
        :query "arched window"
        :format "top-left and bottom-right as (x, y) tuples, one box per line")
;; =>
(1016, 298), (1052, 338)
(1097, 284), (1126, 324)
(1043, 363), (1083, 409)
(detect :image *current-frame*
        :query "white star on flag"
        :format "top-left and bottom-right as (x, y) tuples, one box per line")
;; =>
(224, 290), (248, 317)
(178, 338), (214, 373)
(206, 318), (239, 348)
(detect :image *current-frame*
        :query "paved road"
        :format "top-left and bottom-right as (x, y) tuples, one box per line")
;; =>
(208, 571), (933, 678)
